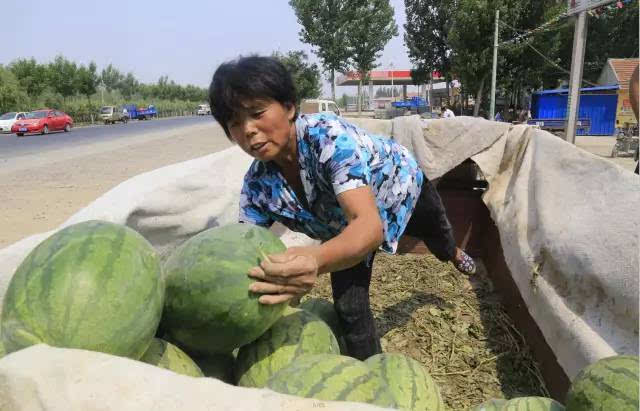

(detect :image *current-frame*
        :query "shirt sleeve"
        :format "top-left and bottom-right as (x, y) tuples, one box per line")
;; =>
(317, 122), (372, 196)
(238, 179), (273, 227)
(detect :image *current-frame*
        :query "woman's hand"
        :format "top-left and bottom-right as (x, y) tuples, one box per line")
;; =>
(248, 247), (320, 305)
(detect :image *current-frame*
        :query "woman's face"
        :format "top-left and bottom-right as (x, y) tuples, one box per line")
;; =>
(227, 99), (296, 162)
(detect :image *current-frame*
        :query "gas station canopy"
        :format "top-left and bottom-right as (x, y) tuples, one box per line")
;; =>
(336, 70), (443, 86)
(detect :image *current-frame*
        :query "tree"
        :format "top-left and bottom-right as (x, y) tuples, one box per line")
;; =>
(7, 58), (49, 98)
(0, 66), (29, 113)
(48, 55), (78, 101)
(100, 64), (124, 93)
(345, 0), (398, 112)
(289, 0), (352, 100)
(273, 50), (322, 102)
(75, 62), (99, 102)
(117, 72), (140, 99)
(404, 0), (456, 89)
(448, 0), (521, 116)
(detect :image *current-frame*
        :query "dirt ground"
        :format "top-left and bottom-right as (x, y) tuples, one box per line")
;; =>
(0, 122), (231, 249)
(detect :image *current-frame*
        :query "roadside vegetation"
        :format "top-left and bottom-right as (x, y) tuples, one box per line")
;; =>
(0, 52), (322, 124)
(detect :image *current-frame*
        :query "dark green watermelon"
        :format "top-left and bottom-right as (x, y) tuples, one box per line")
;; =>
(161, 223), (287, 354)
(1, 220), (164, 359)
(140, 338), (203, 377)
(299, 297), (348, 354)
(235, 307), (340, 388)
(366, 352), (445, 410)
(566, 355), (639, 411)
(266, 353), (397, 408)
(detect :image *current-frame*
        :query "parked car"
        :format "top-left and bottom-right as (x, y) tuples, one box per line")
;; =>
(300, 99), (341, 116)
(196, 104), (211, 116)
(0, 111), (27, 133)
(100, 106), (129, 124)
(11, 109), (73, 137)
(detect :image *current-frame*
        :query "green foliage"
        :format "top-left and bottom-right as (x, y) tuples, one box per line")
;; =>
(0, 55), (208, 121)
(272, 50), (322, 102)
(8, 58), (49, 98)
(0, 66), (29, 113)
(48, 55), (78, 100)
(75, 62), (99, 101)
(289, 0), (352, 100)
(100, 64), (124, 93)
(404, 0), (456, 84)
(345, 0), (398, 110)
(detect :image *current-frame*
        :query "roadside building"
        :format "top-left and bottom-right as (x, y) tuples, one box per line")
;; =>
(530, 85), (619, 135)
(598, 58), (639, 130)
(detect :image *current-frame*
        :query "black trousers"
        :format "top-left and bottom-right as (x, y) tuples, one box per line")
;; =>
(331, 178), (457, 360)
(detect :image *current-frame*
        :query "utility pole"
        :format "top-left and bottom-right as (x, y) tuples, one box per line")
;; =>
(490, 9), (499, 120)
(565, 11), (588, 144)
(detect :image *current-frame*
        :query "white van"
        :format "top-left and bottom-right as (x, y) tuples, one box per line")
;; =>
(300, 99), (341, 116)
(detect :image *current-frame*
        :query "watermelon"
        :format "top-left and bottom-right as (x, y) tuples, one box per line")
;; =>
(140, 338), (203, 377)
(365, 352), (445, 410)
(265, 353), (397, 408)
(161, 224), (287, 354)
(194, 352), (236, 384)
(565, 355), (639, 411)
(235, 307), (340, 388)
(299, 297), (347, 354)
(1, 220), (164, 359)
(471, 398), (508, 410)
(502, 397), (565, 410)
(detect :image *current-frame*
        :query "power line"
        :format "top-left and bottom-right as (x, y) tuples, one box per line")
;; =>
(523, 41), (599, 87)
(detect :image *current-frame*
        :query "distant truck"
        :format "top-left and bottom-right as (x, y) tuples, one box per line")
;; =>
(123, 104), (157, 120)
(99, 106), (129, 124)
(391, 96), (428, 110)
(196, 104), (211, 116)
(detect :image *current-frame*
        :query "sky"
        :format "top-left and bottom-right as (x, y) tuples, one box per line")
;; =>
(2, 0), (414, 97)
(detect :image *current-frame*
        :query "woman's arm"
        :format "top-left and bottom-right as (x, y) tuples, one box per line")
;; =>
(248, 185), (383, 304)
(311, 185), (382, 274)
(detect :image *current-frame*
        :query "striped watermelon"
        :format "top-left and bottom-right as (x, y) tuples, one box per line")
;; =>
(565, 355), (639, 411)
(502, 397), (565, 410)
(161, 224), (287, 355)
(235, 307), (340, 388)
(140, 338), (203, 377)
(471, 398), (508, 410)
(194, 352), (236, 384)
(1, 221), (164, 359)
(265, 353), (397, 408)
(299, 297), (347, 354)
(365, 352), (445, 410)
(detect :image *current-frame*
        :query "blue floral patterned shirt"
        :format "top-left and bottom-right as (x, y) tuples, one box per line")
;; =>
(238, 113), (423, 254)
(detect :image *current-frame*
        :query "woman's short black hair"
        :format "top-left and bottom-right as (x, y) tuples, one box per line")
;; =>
(209, 55), (298, 139)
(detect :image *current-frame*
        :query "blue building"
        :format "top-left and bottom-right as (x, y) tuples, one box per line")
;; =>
(530, 85), (619, 136)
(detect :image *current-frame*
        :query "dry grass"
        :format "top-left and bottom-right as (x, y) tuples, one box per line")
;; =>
(306, 253), (548, 410)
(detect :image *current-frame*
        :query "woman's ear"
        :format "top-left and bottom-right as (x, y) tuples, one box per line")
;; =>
(286, 103), (296, 122)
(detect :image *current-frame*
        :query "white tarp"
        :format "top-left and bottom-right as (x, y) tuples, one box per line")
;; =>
(0, 344), (387, 411)
(0, 116), (638, 406)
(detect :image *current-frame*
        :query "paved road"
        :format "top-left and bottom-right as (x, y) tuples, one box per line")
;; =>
(0, 116), (214, 160)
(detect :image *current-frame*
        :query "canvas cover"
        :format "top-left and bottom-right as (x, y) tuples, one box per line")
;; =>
(0, 116), (637, 408)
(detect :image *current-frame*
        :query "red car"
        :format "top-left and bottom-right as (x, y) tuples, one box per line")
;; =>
(12, 109), (73, 137)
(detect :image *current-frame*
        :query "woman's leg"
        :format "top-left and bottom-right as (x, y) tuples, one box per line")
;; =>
(404, 178), (476, 274)
(330, 254), (381, 361)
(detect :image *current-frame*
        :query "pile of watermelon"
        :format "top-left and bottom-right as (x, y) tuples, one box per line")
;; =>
(1, 220), (638, 411)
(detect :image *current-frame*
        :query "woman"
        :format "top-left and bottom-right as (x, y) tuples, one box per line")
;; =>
(209, 56), (475, 360)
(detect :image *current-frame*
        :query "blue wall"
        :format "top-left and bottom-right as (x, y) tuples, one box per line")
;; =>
(531, 92), (618, 135)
